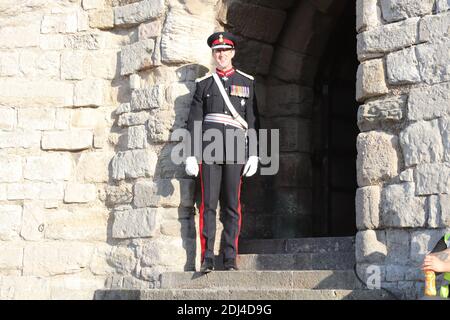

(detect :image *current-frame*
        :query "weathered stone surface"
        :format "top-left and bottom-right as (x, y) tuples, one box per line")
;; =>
(0, 107), (16, 130)
(356, 59), (389, 102)
(20, 203), (45, 241)
(23, 243), (94, 276)
(105, 183), (133, 206)
(133, 179), (195, 208)
(41, 13), (78, 34)
(356, 131), (400, 186)
(111, 149), (157, 180)
(385, 229), (410, 265)
(379, 0), (434, 23)
(138, 20), (162, 40)
(88, 49), (118, 79)
(19, 50), (60, 79)
(416, 40), (450, 85)
(118, 111), (150, 127)
(356, 230), (387, 264)
(380, 183), (426, 228)
(115, 103), (131, 115)
(17, 107), (55, 130)
(419, 12), (450, 42)
(161, 7), (215, 65)
(0, 79), (73, 107)
(64, 183), (97, 203)
(39, 34), (65, 50)
(64, 33), (107, 50)
(410, 229), (447, 263)
(407, 82), (450, 121)
(61, 50), (86, 80)
(0, 52), (19, 76)
(386, 46), (421, 84)
(130, 85), (164, 111)
(45, 209), (108, 241)
(399, 168), (414, 182)
(356, 0), (382, 32)
(0, 276), (50, 300)
(355, 186), (380, 230)
(271, 117), (311, 152)
(275, 153), (312, 188)
(440, 194), (450, 226)
(24, 153), (73, 182)
(0, 24), (40, 49)
(440, 117), (450, 162)
(356, 18), (419, 60)
(357, 95), (405, 132)
(42, 130), (93, 151)
(415, 163), (450, 195)
(0, 245), (23, 270)
(74, 79), (105, 107)
(0, 205), (22, 241)
(147, 111), (174, 143)
(112, 208), (158, 238)
(0, 155), (22, 182)
(89, 9), (114, 29)
(264, 85), (313, 118)
(82, 0), (105, 10)
(140, 237), (187, 267)
(127, 125), (147, 149)
(76, 151), (114, 183)
(427, 195), (440, 228)
(435, 0), (450, 13)
(271, 47), (318, 85)
(114, 0), (165, 27)
(106, 246), (137, 275)
(120, 39), (155, 76)
(399, 119), (443, 167)
(130, 74), (140, 90)
(7, 182), (64, 201)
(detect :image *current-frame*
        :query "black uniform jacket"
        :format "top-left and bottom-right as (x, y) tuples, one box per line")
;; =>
(186, 69), (259, 164)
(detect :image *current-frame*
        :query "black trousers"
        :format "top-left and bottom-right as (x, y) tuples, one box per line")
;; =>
(199, 162), (244, 262)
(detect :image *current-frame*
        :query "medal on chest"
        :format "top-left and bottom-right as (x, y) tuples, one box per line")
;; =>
(230, 85), (250, 98)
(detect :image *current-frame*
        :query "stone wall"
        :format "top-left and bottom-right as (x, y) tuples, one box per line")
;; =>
(355, 0), (450, 299)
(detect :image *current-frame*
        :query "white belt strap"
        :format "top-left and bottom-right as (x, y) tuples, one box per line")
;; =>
(204, 113), (244, 129)
(212, 72), (248, 130)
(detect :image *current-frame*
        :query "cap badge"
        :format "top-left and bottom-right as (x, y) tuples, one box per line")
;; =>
(219, 34), (224, 43)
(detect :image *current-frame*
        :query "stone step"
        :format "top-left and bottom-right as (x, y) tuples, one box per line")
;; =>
(238, 236), (355, 254)
(160, 270), (364, 290)
(217, 251), (355, 270)
(95, 288), (393, 300)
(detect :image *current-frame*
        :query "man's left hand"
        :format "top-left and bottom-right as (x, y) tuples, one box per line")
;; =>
(243, 156), (258, 177)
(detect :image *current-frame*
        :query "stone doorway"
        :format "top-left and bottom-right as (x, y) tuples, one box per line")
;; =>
(224, 0), (358, 240)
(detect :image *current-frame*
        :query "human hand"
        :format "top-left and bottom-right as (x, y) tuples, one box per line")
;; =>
(243, 156), (258, 177)
(422, 254), (449, 273)
(185, 156), (199, 177)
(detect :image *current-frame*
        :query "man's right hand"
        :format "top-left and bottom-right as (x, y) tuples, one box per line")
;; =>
(185, 156), (199, 177)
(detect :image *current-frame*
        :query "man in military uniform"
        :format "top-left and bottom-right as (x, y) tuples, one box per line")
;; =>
(185, 31), (259, 273)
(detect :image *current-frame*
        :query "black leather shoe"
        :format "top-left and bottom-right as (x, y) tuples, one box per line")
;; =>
(200, 258), (214, 273)
(224, 259), (238, 271)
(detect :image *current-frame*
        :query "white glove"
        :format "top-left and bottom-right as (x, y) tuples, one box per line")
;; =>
(185, 156), (199, 177)
(242, 156), (258, 177)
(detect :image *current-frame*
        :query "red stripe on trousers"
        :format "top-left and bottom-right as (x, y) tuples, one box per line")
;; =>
(199, 163), (206, 262)
(235, 174), (243, 256)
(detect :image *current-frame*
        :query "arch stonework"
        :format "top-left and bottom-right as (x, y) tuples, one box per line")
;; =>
(0, 0), (448, 300)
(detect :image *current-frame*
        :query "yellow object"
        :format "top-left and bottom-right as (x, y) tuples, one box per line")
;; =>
(440, 285), (449, 298)
(425, 271), (437, 296)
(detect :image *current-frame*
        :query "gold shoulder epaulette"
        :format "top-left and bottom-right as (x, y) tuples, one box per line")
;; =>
(236, 69), (254, 80)
(195, 73), (212, 83)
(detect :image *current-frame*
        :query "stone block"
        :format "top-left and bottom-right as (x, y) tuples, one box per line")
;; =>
(356, 0), (382, 32)
(140, 237), (187, 267)
(275, 153), (312, 188)
(133, 179), (195, 208)
(264, 85), (313, 117)
(436, 0), (450, 13)
(356, 18), (419, 60)
(271, 47), (318, 85)
(19, 50), (60, 79)
(0, 155), (22, 182)
(428, 195), (440, 228)
(357, 95), (405, 132)
(356, 230), (387, 264)
(356, 59), (389, 102)
(159, 143), (189, 178)
(166, 82), (195, 110)
(106, 246), (137, 275)
(127, 125), (147, 149)
(0, 107), (16, 130)
(40, 13), (78, 34)
(0, 205), (22, 241)
(415, 163), (450, 195)
(42, 130), (93, 151)
(441, 117), (450, 162)
(20, 202), (45, 241)
(130, 85), (165, 111)
(74, 79), (105, 107)
(234, 38), (273, 76)
(0, 276), (50, 300)
(111, 149), (157, 180)
(0, 52), (19, 76)
(114, 0), (165, 27)
(18, 108), (55, 130)
(160, 7), (215, 65)
(355, 185), (380, 230)
(7, 182), (64, 201)
(61, 50), (86, 80)
(410, 229), (447, 263)
(89, 9), (114, 29)
(399, 119), (443, 167)
(64, 183), (97, 203)
(23, 243), (94, 276)
(64, 33), (106, 50)
(270, 117), (311, 152)
(24, 153), (73, 182)
(88, 49), (118, 80)
(120, 39), (155, 76)
(385, 229), (410, 265)
(379, 0), (434, 23)
(440, 194), (450, 227)
(45, 209), (108, 241)
(380, 183), (426, 228)
(147, 110), (173, 143)
(138, 20), (162, 40)
(82, 0), (105, 10)
(112, 208), (158, 238)
(416, 40), (450, 85)
(0, 24), (40, 49)
(118, 111), (150, 127)
(39, 34), (65, 50)
(0, 245), (23, 270)
(386, 46), (421, 84)
(0, 130), (41, 149)
(76, 151), (114, 183)
(419, 12), (450, 42)
(407, 82), (450, 121)
(356, 131), (400, 187)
